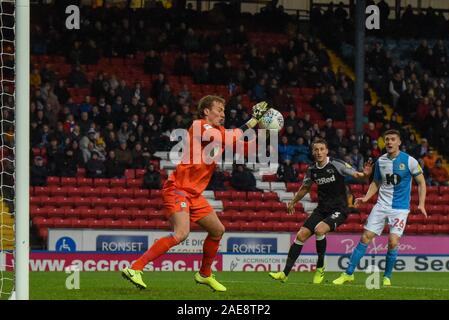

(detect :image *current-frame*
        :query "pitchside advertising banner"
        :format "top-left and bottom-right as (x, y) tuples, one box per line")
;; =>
(2, 252), (449, 272)
(48, 229), (292, 254)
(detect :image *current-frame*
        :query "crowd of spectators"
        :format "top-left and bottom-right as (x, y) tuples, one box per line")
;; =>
(27, 3), (449, 189)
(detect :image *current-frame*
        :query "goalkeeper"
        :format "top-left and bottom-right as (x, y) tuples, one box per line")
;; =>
(122, 96), (269, 291)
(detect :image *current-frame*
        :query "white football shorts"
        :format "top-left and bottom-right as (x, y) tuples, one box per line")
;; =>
(364, 204), (410, 236)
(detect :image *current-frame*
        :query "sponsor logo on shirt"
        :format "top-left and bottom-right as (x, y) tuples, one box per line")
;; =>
(315, 175), (336, 185)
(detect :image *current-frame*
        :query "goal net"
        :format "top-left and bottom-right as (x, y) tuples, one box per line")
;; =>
(0, 0), (16, 300)
(1, 0), (29, 300)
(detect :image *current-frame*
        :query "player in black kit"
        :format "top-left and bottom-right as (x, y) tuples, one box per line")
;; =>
(269, 138), (372, 284)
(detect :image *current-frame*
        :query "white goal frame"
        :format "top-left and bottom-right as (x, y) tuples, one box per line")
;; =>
(14, 0), (30, 300)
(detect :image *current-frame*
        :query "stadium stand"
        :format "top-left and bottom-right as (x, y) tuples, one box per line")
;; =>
(23, 3), (449, 248)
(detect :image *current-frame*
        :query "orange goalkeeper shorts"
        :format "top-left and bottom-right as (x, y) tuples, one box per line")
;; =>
(162, 186), (213, 222)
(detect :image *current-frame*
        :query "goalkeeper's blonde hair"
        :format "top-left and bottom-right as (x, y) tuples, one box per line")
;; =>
(197, 95), (225, 118)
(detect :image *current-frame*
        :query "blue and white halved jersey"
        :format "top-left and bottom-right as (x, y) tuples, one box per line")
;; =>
(373, 152), (423, 210)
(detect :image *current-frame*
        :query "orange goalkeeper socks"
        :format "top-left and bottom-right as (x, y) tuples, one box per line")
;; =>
(199, 235), (222, 277)
(131, 235), (180, 271)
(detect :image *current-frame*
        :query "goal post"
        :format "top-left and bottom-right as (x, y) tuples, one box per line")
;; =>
(15, 0), (30, 300)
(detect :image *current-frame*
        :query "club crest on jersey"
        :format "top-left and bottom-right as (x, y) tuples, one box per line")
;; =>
(327, 169), (334, 174)
(399, 163), (406, 170)
(180, 202), (187, 208)
(203, 124), (213, 130)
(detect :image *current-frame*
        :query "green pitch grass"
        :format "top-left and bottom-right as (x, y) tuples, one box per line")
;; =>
(23, 272), (449, 300)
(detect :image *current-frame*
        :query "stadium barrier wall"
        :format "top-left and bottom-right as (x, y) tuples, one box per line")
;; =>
(3, 252), (449, 272)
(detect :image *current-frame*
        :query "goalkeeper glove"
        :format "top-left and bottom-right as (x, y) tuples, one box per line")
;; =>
(251, 101), (269, 121)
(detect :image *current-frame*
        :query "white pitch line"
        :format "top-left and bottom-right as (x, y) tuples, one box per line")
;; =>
(223, 280), (449, 292)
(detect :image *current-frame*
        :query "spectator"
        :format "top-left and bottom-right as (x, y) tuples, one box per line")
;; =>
(115, 142), (133, 168)
(174, 52), (192, 76)
(143, 50), (162, 74)
(131, 143), (147, 169)
(323, 94), (346, 121)
(430, 158), (449, 186)
(206, 167), (227, 191)
(369, 101), (387, 123)
(293, 137), (311, 164)
(231, 164), (259, 192)
(104, 150), (125, 178)
(277, 159), (299, 183)
(278, 135), (296, 162)
(30, 156), (48, 186)
(67, 65), (88, 88)
(366, 122), (380, 141)
(57, 147), (79, 177)
(85, 151), (106, 178)
(349, 147), (364, 172)
(142, 163), (162, 189)
(389, 72), (406, 107)
(414, 138), (430, 159)
(423, 149), (438, 170)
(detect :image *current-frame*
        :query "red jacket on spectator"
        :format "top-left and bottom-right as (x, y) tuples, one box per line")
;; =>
(430, 166), (449, 184)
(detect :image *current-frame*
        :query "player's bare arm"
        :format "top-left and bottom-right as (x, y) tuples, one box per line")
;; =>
(287, 183), (311, 215)
(351, 158), (373, 180)
(354, 180), (380, 207)
(414, 173), (427, 218)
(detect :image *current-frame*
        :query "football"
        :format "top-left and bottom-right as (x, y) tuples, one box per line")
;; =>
(258, 108), (284, 131)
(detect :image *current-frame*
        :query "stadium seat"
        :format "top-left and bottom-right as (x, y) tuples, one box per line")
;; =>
(346, 214), (360, 224)
(265, 211), (281, 221)
(124, 169), (135, 180)
(240, 221), (258, 232)
(110, 178), (126, 188)
(120, 219), (140, 229)
(76, 177), (92, 187)
(127, 179), (143, 188)
(47, 177), (60, 186)
(419, 225), (434, 234)
(434, 225), (449, 234)
(405, 224), (418, 234)
(135, 169), (146, 179)
(272, 222), (289, 232)
(34, 186), (49, 196)
(286, 183), (300, 192)
(439, 186), (449, 195)
(222, 221), (241, 231)
(115, 188), (133, 198)
(214, 191), (231, 200)
(246, 191), (263, 202)
(61, 177), (77, 186)
(233, 211), (250, 221)
(93, 178), (109, 188)
(261, 192), (278, 201)
(139, 219), (158, 229)
(256, 221), (273, 232)
(133, 189), (150, 199)
(231, 191), (246, 200)
(71, 219), (90, 228)
(271, 202), (286, 212)
(150, 189), (162, 198)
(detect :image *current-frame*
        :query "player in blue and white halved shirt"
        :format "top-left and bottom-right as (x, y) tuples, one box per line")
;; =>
(333, 129), (427, 286)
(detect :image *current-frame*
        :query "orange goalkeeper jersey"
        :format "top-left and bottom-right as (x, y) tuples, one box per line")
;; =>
(164, 119), (249, 196)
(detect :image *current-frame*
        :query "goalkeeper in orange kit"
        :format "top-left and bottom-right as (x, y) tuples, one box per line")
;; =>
(122, 95), (269, 291)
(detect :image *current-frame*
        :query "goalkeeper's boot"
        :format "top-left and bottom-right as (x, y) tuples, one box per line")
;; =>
(332, 272), (355, 285)
(383, 276), (392, 286)
(194, 272), (227, 292)
(313, 267), (325, 284)
(121, 267), (147, 289)
(268, 271), (288, 283)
